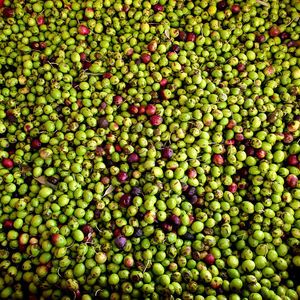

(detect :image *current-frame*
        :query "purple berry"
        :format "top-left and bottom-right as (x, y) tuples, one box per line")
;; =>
(128, 153), (139, 163)
(169, 214), (181, 226)
(119, 194), (132, 208)
(170, 44), (180, 53)
(115, 235), (127, 249)
(162, 147), (174, 159)
(117, 172), (128, 183)
(97, 117), (109, 128)
(131, 186), (142, 196)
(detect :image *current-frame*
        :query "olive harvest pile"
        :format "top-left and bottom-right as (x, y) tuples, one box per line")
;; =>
(0, 0), (300, 299)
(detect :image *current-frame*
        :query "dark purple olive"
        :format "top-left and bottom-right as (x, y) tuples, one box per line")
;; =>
(48, 177), (58, 185)
(169, 214), (181, 226)
(136, 212), (144, 220)
(217, 0), (227, 10)
(256, 34), (266, 44)
(162, 147), (174, 158)
(179, 31), (187, 41)
(119, 194), (132, 208)
(3, 7), (14, 18)
(128, 153), (139, 163)
(117, 172), (128, 183)
(245, 147), (255, 156)
(239, 168), (248, 177)
(162, 222), (172, 232)
(170, 44), (180, 53)
(181, 232), (195, 241)
(243, 139), (251, 147)
(134, 228), (143, 238)
(131, 186), (142, 196)
(81, 225), (93, 235)
(31, 42), (40, 50)
(97, 117), (109, 128)
(186, 186), (196, 198)
(190, 195), (198, 205)
(115, 235), (127, 249)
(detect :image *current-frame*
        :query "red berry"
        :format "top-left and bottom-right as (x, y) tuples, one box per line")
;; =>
(213, 154), (224, 166)
(245, 147), (255, 156)
(160, 78), (168, 86)
(225, 140), (235, 146)
(230, 4), (240, 14)
(145, 104), (156, 116)
(128, 105), (139, 114)
(113, 95), (123, 105)
(115, 144), (122, 153)
(205, 254), (215, 265)
(286, 174), (298, 188)
(179, 31), (187, 41)
(227, 120), (237, 129)
(40, 42), (47, 49)
(187, 33), (196, 42)
(36, 15), (45, 25)
(148, 40), (157, 52)
(188, 168), (197, 179)
(81, 225), (93, 236)
(189, 216), (195, 225)
(153, 4), (164, 12)
(228, 183), (237, 193)
(283, 132), (293, 144)
(80, 53), (87, 62)
(237, 63), (245, 72)
(140, 53), (151, 64)
(123, 5), (130, 12)
(120, 194), (131, 208)
(3, 7), (14, 18)
(75, 290), (81, 299)
(78, 25), (90, 35)
(124, 256), (134, 268)
(235, 133), (244, 142)
(3, 220), (13, 230)
(2, 158), (13, 168)
(117, 172), (128, 183)
(31, 42), (40, 50)
(288, 155), (299, 166)
(103, 73), (112, 79)
(170, 44), (180, 53)
(269, 26), (281, 37)
(138, 105), (146, 114)
(256, 149), (266, 159)
(150, 115), (162, 126)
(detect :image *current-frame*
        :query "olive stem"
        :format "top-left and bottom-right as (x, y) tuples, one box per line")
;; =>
(143, 259), (150, 274)
(256, 0), (270, 7)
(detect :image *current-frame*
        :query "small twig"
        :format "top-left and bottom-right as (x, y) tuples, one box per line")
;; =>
(95, 289), (102, 296)
(143, 260), (150, 274)
(255, 0), (270, 7)
(84, 73), (104, 76)
(57, 267), (62, 277)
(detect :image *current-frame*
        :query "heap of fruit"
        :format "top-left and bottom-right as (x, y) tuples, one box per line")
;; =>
(0, 0), (299, 299)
